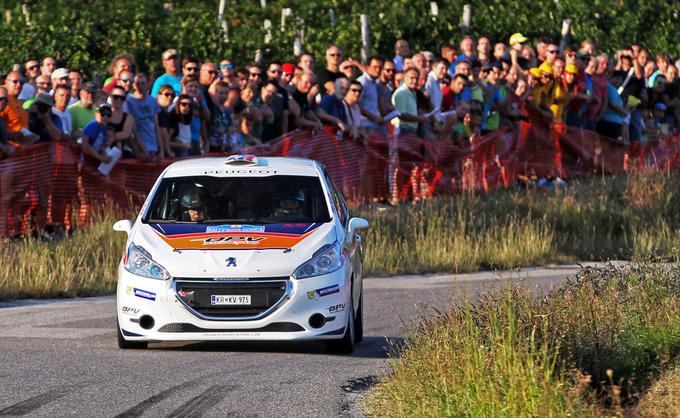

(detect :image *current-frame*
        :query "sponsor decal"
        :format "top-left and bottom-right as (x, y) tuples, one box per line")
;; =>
(149, 223), (322, 250)
(128, 287), (156, 301)
(121, 306), (140, 315)
(328, 303), (346, 313)
(225, 257), (237, 267)
(206, 224), (266, 233)
(226, 154), (258, 164)
(307, 284), (340, 300)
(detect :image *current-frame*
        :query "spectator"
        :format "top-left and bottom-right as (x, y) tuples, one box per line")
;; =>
(259, 80), (283, 143)
(103, 52), (135, 93)
(199, 61), (219, 98)
(291, 71), (323, 129)
(151, 49), (183, 97)
(51, 85), (72, 136)
(219, 59), (235, 81)
(392, 68), (425, 135)
(115, 70), (134, 95)
(318, 77), (349, 133)
(262, 64), (290, 141)
(317, 45), (343, 94)
(207, 81), (233, 149)
(441, 73), (468, 111)
(545, 44), (560, 65)
(477, 36), (491, 66)
(344, 81), (365, 142)
(0, 87), (15, 157)
(167, 93), (194, 156)
(127, 73), (164, 160)
(357, 56), (384, 133)
(81, 103), (113, 163)
(480, 61), (506, 132)
(18, 59), (40, 102)
(493, 43), (508, 62)
(107, 86), (142, 159)
(50, 68), (70, 92)
(155, 84), (175, 159)
(597, 70), (628, 143)
(441, 44), (457, 69)
(40, 56), (57, 78)
(410, 53), (425, 71)
(422, 51), (435, 73)
(453, 36), (476, 66)
(21, 75), (50, 110)
(280, 63), (296, 90)
(27, 93), (62, 142)
(68, 69), (83, 106)
(536, 37), (551, 64)
(425, 58), (449, 112)
(179, 75), (209, 155)
(1, 71), (35, 146)
(298, 52), (316, 72)
(509, 33), (530, 71)
(393, 39), (410, 72)
(182, 57), (200, 79)
(68, 81), (97, 137)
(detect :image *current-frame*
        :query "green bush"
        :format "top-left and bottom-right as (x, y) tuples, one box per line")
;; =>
(1, 1), (678, 78)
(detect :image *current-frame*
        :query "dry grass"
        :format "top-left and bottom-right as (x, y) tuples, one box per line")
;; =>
(636, 359), (680, 417)
(365, 262), (680, 417)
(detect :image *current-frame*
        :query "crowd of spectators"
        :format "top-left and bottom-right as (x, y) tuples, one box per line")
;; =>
(2, 33), (680, 162)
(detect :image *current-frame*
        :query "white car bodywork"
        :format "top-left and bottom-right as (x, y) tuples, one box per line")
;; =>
(113, 155), (368, 352)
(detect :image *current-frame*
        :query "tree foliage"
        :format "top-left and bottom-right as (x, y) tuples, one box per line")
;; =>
(0, 0), (678, 78)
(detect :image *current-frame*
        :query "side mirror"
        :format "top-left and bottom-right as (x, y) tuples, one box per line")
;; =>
(348, 217), (369, 234)
(113, 219), (133, 235)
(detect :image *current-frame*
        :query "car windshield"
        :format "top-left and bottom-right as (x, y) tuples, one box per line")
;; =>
(143, 175), (332, 224)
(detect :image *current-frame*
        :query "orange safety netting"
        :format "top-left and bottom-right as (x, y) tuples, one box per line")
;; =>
(2, 120), (680, 237)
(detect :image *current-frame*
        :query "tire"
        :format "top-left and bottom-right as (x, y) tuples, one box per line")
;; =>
(354, 292), (363, 343)
(325, 293), (355, 354)
(117, 321), (148, 349)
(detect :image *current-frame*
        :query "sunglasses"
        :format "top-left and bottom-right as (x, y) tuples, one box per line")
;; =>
(350, 88), (362, 93)
(111, 94), (126, 101)
(7, 79), (23, 84)
(120, 78), (132, 83)
(249, 72), (262, 77)
(185, 66), (199, 72)
(269, 69), (282, 74)
(383, 68), (394, 73)
(26, 65), (39, 70)
(159, 92), (175, 98)
(100, 111), (112, 118)
(179, 101), (192, 107)
(547, 50), (559, 54)
(220, 64), (234, 69)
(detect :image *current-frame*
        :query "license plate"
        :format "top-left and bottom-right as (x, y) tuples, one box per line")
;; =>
(210, 295), (251, 305)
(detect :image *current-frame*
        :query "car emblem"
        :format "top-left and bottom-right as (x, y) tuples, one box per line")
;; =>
(226, 257), (237, 267)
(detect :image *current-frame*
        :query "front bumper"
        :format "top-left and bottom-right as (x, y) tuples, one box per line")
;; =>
(116, 266), (351, 342)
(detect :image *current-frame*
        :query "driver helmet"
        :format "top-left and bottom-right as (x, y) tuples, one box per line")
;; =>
(274, 190), (305, 216)
(181, 188), (207, 210)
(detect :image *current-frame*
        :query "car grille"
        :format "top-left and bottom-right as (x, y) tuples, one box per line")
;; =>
(174, 278), (290, 320)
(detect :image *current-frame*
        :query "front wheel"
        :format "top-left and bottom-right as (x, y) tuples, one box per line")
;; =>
(325, 294), (355, 354)
(117, 321), (148, 349)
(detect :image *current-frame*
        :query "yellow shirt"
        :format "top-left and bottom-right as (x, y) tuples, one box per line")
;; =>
(550, 82), (568, 123)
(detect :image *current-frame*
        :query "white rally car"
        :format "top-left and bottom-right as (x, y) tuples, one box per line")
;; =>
(113, 155), (368, 353)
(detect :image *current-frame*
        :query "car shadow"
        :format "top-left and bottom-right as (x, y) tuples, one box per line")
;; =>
(151, 335), (404, 358)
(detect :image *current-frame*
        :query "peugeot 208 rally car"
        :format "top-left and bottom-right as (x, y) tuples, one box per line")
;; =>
(113, 155), (368, 352)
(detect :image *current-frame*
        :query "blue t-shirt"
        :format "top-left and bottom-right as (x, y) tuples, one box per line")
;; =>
(83, 120), (107, 153)
(602, 83), (625, 124)
(126, 95), (161, 153)
(151, 73), (183, 97)
(319, 95), (347, 123)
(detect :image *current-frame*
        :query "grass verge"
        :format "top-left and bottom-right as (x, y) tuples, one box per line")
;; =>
(364, 262), (680, 416)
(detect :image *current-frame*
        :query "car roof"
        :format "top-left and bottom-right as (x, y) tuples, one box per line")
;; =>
(162, 155), (323, 178)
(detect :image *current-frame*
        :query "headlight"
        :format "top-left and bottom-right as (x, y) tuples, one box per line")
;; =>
(124, 244), (171, 280)
(293, 241), (344, 279)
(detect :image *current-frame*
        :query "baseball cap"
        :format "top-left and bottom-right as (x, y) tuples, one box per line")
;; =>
(565, 64), (578, 75)
(162, 49), (178, 60)
(281, 63), (295, 75)
(509, 33), (528, 47)
(51, 68), (69, 80)
(81, 81), (97, 93)
(539, 62), (554, 75)
(654, 102), (667, 111)
(528, 67), (542, 78)
(35, 93), (54, 106)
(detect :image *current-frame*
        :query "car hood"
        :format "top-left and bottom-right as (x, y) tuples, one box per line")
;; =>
(130, 222), (336, 278)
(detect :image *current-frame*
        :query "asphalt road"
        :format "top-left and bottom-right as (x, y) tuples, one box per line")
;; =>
(0, 264), (600, 417)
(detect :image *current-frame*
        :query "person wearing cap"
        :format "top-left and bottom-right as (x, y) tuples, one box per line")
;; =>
(508, 33), (530, 73)
(81, 103), (113, 163)
(27, 92), (62, 142)
(651, 102), (671, 136)
(564, 63), (592, 127)
(150, 49), (183, 97)
(280, 63), (295, 89)
(50, 68), (70, 92)
(68, 81), (97, 137)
